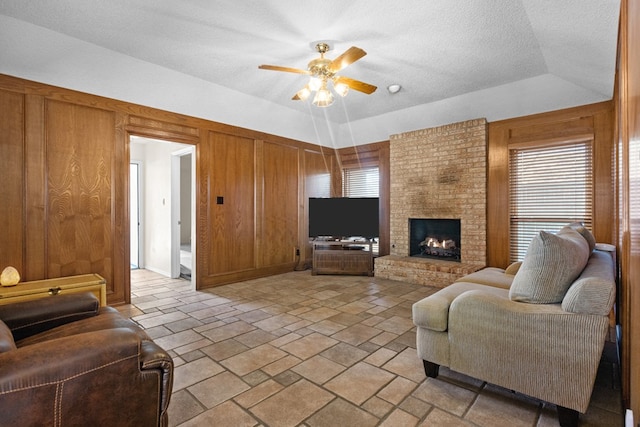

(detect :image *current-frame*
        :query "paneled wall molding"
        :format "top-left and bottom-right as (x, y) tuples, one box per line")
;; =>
(127, 115), (200, 144)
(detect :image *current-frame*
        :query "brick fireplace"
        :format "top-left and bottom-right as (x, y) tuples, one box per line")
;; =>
(375, 119), (487, 287)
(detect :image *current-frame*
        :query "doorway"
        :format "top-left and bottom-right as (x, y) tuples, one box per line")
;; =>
(129, 136), (195, 288)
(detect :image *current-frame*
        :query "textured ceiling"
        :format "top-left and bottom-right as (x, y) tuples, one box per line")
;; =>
(0, 0), (621, 144)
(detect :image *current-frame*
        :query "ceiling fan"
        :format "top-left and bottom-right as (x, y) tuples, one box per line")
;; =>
(259, 42), (377, 107)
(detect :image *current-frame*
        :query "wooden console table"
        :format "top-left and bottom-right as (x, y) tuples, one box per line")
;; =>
(312, 240), (374, 276)
(0, 274), (107, 307)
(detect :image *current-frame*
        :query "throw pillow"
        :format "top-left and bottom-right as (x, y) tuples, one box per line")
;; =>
(504, 261), (522, 276)
(568, 222), (596, 252)
(509, 226), (590, 303)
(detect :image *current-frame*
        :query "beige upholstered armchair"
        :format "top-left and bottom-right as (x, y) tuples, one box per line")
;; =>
(412, 225), (616, 427)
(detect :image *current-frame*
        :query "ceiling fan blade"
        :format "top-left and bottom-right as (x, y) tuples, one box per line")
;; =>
(334, 76), (377, 94)
(259, 64), (311, 75)
(329, 47), (367, 73)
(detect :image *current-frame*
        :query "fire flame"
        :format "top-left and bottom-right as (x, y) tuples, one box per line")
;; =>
(421, 238), (456, 250)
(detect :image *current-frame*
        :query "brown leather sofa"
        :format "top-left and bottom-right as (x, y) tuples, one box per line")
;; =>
(0, 292), (173, 426)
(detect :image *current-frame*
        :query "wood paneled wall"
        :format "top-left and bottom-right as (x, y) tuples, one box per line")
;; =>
(487, 101), (614, 268)
(0, 90), (26, 277)
(0, 74), (337, 304)
(617, 0), (640, 416)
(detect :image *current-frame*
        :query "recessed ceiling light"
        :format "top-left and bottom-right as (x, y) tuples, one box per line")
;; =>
(387, 84), (401, 94)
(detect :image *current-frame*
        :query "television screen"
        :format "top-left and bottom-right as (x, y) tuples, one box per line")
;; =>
(308, 197), (379, 239)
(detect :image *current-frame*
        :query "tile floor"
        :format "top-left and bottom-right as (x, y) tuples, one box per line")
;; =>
(119, 269), (624, 427)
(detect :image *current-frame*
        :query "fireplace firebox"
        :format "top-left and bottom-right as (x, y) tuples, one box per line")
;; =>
(409, 218), (461, 261)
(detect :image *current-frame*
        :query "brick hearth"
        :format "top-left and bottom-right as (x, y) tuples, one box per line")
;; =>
(375, 119), (487, 287)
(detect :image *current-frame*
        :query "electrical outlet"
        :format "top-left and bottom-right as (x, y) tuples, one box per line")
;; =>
(295, 247), (300, 256)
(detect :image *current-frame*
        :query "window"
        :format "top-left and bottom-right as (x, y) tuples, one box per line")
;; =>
(509, 139), (593, 262)
(343, 166), (380, 253)
(343, 166), (379, 197)
(307, 172), (331, 198)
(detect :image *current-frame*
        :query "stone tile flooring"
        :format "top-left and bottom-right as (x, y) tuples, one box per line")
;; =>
(119, 269), (624, 426)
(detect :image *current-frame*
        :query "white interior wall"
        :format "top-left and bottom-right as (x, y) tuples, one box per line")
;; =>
(130, 139), (190, 277)
(180, 155), (192, 246)
(144, 142), (174, 277)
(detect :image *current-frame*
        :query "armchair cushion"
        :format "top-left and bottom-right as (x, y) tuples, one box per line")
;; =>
(16, 306), (151, 347)
(0, 320), (16, 353)
(509, 226), (590, 303)
(413, 282), (508, 331)
(0, 292), (100, 342)
(453, 267), (513, 289)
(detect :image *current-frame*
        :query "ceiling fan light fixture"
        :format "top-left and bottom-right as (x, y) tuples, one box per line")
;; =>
(296, 86), (311, 101)
(308, 76), (322, 92)
(333, 81), (349, 97)
(313, 87), (334, 107)
(259, 42), (376, 107)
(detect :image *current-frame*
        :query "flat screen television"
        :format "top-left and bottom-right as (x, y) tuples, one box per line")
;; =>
(308, 197), (379, 239)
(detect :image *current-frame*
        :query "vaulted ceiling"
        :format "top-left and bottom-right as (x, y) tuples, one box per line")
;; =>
(0, 0), (621, 147)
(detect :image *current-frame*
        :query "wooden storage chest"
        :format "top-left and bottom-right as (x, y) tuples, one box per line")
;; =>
(0, 274), (107, 306)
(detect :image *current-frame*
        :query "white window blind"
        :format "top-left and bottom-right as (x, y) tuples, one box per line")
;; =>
(343, 167), (379, 197)
(509, 140), (593, 262)
(307, 172), (331, 198)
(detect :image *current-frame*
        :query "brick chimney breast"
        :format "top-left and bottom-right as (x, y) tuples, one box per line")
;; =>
(376, 119), (487, 287)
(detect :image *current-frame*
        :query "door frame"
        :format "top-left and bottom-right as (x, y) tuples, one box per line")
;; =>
(171, 146), (196, 284)
(130, 160), (144, 269)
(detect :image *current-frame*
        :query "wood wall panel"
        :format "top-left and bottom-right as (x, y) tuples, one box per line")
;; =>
(487, 102), (614, 267)
(303, 149), (334, 261)
(112, 112), (128, 303)
(45, 100), (116, 286)
(0, 90), (25, 274)
(261, 141), (299, 267)
(618, 0), (640, 416)
(24, 94), (47, 280)
(486, 124), (509, 267)
(205, 132), (256, 276)
(304, 149), (333, 198)
(378, 143), (391, 257)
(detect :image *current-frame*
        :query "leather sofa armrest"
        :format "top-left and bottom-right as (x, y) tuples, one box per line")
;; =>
(0, 292), (100, 341)
(141, 340), (174, 417)
(0, 328), (173, 426)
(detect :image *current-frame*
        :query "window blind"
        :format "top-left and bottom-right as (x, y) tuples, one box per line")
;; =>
(509, 140), (593, 262)
(307, 172), (331, 198)
(343, 167), (379, 197)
